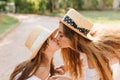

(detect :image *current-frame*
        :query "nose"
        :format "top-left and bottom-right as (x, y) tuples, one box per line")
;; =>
(54, 31), (60, 41)
(56, 33), (61, 42)
(53, 38), (58, 42)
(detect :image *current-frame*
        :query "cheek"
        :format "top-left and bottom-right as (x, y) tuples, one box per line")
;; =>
(53, 42), (58, 46)
(51, 41), (59, 47)
(59, 38), (65, 44)
(60, 38), (71, 47)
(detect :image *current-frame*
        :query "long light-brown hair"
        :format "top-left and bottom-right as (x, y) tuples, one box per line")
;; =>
(61, 23), (120, 80)
(10, 40), (55, 80)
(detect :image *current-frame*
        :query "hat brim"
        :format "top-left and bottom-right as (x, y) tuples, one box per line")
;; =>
(28, 28), (58, 60)
(60, 20), (90, 40)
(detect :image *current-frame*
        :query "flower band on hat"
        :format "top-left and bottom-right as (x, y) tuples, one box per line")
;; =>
(64, 15), (90, 35)
(60, 8), (93, 40)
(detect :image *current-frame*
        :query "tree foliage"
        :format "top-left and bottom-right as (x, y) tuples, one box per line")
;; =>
(7, 0), (119, 13)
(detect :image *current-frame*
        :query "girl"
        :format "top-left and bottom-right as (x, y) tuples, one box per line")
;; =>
(52, 8), (120, 80)
(10, 27), (59, 80)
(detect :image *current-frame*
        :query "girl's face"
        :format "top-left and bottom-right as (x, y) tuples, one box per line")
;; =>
(56, 23), (72, 48)
(47, 30), (60, 51)
(47, 37), (59, 51)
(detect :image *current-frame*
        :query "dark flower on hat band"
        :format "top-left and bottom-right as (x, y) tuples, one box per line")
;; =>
(64, 15), (90, 35)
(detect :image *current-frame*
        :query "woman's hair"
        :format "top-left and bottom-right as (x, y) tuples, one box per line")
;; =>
(61, 24), (83, 80)
(10, 40), (55, 80)
(61, 23), (120, 80)
(90, 26), (120, 51)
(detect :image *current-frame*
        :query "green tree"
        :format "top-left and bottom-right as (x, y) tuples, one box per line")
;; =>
(0, 1), (7, 11)
(39, 0), (47, 13)
(27, 0), (40, 13)
(11, 0), (115, 13)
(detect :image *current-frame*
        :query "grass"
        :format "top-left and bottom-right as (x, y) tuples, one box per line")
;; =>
(79, 10), (120, 24)
(0, 14), (19, 35)
(0, 10), (119, 36)
(45, 10), (120, 24)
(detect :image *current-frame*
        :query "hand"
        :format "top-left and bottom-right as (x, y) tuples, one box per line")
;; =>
(49, 75), (72, 80)
(55, 65), (65, 75)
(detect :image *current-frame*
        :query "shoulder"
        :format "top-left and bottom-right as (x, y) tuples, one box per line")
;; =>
(15, 73), (41, 80)
(80, 53), (88, 67)
(80, 53), (87, 59)
(26, 75), (40, 80)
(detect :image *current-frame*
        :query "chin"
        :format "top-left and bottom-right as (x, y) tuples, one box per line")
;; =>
(60, 46), (68, 48)
(59, 45), (63, 48)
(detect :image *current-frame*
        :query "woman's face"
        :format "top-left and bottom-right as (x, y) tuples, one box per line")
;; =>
(56, 23), (72, 48)
(47, 37), (60, 51)
(47, 31), (60, 51)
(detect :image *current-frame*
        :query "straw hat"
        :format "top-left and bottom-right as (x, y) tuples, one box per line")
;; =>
(60, 8), (93, 40)
(25, 26), (57, 59)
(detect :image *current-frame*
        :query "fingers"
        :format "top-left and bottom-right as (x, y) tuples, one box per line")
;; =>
(49, 75), (72, 80)
(48, 76), (56, 80)
(48, 76), (59, 80)
(55, 68), (65, 75)
(55, 65), (65, 75)
(49, 75), (61, 80)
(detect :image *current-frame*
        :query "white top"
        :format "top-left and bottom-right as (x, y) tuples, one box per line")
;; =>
(26, 75), (40, 80)
(64, 53), (100, 80)
(85, 68), (100, 80)
(80, 53), (88, 68)
(15, 72), (50, 80)
(27, 74), (50, 80)
(80, 53), (100, 80)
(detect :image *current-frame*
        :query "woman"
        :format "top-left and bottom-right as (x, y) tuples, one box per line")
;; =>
(51, 8), (120, 80)
(10, 27), (60, 80)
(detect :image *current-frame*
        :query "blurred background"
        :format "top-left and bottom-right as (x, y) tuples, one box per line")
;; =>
(0, 0), (120, 80)
(0, 0), (120, 36)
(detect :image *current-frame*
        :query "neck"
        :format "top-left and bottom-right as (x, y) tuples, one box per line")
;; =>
(42, 50), (55, 66)
(69, 46), (80, 53)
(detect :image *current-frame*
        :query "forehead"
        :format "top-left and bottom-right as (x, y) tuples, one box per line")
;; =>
(49, 29), (58, 38)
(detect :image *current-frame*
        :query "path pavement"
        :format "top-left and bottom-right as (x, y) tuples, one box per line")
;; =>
(0, 14), (120, 80)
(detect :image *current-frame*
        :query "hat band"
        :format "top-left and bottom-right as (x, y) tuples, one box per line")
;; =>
(63, 15), (90, 35)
